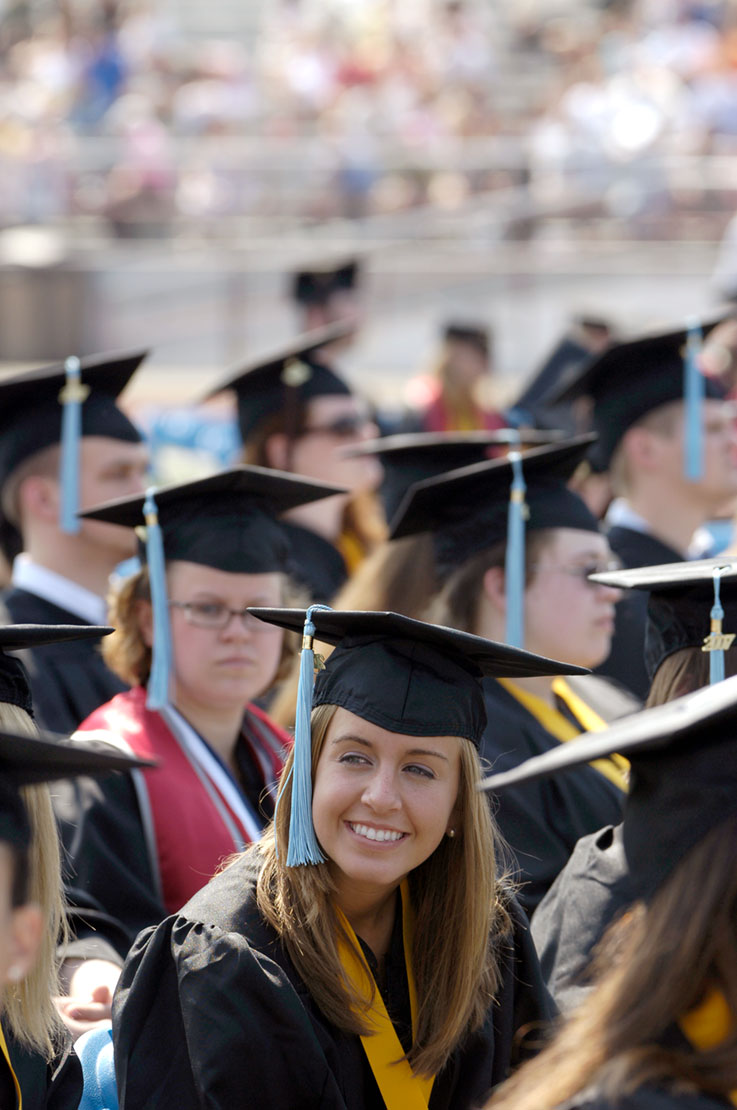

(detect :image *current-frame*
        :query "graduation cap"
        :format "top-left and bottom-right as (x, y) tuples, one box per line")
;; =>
(480, 674), (737, 899)
(0, 624), (113, 716)
(590, 558), (737, 685)
(551, 316), (728, 471)
(0, 725), (154, 863)
(291, 259), (360, 307)
(204, 322), (355, 444)
(442, 322), (490, 357)
(389, 435), (601, 648)
(342, 429), (566, 521)
(0, 349), (146, 536)
(80, 466), (346, 710)
(249, 606), (588, 866)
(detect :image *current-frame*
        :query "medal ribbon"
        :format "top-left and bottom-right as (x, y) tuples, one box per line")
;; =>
(334, 880), (434, 1110)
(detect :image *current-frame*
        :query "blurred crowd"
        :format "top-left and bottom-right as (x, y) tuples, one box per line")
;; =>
(0, 0), (736, 234)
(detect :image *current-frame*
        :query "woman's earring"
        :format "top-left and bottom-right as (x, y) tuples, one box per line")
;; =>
(446, 828), (456, 839)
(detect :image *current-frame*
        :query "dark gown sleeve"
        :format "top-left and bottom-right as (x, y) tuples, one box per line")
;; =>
(6, 1029), (82, 1110)
(531, 824), (634, 1013)
(113, 916), (349, 1110)
(560, 1087), (733, 1109)
(53, 772), (163, 962)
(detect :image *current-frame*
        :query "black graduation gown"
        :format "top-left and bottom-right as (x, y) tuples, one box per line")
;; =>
(596, 527), (683, 701)
(54, 722), (280, 964)
(113, 852), (556, 1110)
(531, 823), (633, 1012)
(1, 589), (127, 733)
(481, 679), (627, 914)
(561, 1087), (732, 1110)
(1, 1030), (82, 1110)
(281, 521), (348, 603)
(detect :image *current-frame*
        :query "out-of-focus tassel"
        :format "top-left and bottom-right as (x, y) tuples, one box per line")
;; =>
(703, 567), (734, 685)
(684, 319), (704, 482)
(143, 488), (172, 710)
(58, 356), (89, 534)
(505, 450), (527, 648)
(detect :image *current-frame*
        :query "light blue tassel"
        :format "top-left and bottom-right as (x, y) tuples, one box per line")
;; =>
(684, 319), (704, 482)
(281, 604), (331, 866)
(708, 569), (727, 685)
(58, 356), (88, 534)
(505, 450), (527, 648)
(143, 488), (172, 710)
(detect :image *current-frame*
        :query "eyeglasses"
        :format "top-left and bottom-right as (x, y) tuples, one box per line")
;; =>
(168, 601), (265, 630)
(298, 415), (370, 439)
(529, 560), (623, 585)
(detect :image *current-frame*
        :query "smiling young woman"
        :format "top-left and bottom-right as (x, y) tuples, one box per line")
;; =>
(112, 608), (587, 1110)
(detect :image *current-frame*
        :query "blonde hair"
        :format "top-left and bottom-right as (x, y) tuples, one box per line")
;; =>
(268, 534), (437, 729)
(0, 703), (67, 1060)
(609, 401), (682, 498)
(645, 645), (737, 709)
(254, 703), (511, 1077)
(487, 813), (737, 1110)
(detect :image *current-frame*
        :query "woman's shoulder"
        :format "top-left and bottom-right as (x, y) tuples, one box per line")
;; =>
(76, 686), (145, 731)
(177, 848), (266, 935)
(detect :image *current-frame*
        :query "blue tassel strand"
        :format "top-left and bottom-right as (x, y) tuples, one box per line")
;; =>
(505, 451), (527, 649)
(709, 570), (726, 685)
(283, 604), (331, 866)
(143, 488), (173, 710)
(684, 319), (704, 482)
(58, 356), (88, 534)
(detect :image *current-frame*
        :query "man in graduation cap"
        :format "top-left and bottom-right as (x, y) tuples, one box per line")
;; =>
(553, 318), (737, 700)
(204, 323), (382, 602)
(0, 350), (150, 733)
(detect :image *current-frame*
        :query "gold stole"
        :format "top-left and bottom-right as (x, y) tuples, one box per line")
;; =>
(497, 677), (629, 792)
(679, 988), (737, 1107)
(0, 1021), (21, 1109)
(334, 881), (434, 1110)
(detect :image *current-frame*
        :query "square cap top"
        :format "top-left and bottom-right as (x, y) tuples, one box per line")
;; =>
(292, 259), (360, 306)
(480, 674), (737, 897)
(0, 624), (113, 715)
(590, 557), (737, 679)
(248, 607), (588, 747)
(550, 315), (729, 466)
(442, 322), (490, 354)
(80, 465), (346, 575)
(0, 348), (146, 484)
(202, 321), (354, 442)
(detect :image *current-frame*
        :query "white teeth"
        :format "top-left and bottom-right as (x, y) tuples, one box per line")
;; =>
(350, 823), (404, 842)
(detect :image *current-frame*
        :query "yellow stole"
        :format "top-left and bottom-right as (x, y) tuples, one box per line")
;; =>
(0, 1021), (21, 1109)
(497, 677), (630, 792)
(334, 881), (434, 1110)
(679, 988), (737, 1107)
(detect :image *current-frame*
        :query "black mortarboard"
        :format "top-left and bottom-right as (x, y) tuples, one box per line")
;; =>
(442, 322), (490, 356)
(80, 465), (344, 574)
(590, 558), (737, 682)
(551, 317), (728, 468)
(0, 624), (112, 715)
(204, 322), (355, 443)
(0, 348), (145, 485)
(389, 435), (600, 564)
(0, 726), (154, 856)
(249, 608), (587, 748)
(342, 429), (566, 521)
(480, 675), (737, 899)
(291, 260), (360, 307)
(81, 467), (345, 710)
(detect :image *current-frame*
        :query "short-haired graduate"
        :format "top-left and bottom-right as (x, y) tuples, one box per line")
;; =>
(112, 607), (588, 1110)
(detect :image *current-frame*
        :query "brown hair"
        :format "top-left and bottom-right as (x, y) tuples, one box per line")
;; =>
(645, 646), (737, 709)
(267, 534), (437, 729)
(103, 564), (304, 688)
(486, 812), (737, 1109)
(609, 401), (682, 498)
(0, 703), (67, 1061)
(427, 531), (556, 636)
(1, 444), (60, 527)
(254, 703), (511, 1078)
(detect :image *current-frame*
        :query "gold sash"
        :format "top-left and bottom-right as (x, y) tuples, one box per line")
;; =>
(679, 988), (737, 1107)
(0, 1021), (21, 1109)
(334, 881), (434, 1110)
(497, 677), (629, 792)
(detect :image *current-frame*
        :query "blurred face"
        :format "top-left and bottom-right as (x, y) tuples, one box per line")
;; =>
(674, 400), (737, 510)
(287, 396), (382, 494)
(0, 845), (42, 991)
(523, 529), (621, 669)
(77, 437), (150, 560)
(444, 340), (489, 391)
(163, 562), (285, 712)
(312, 708), (461, 906)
